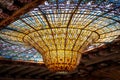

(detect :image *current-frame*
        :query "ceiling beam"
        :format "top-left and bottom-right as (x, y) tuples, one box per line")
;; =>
(0, 65), (16, 74)
(18, 67), (41, 76)
(92, 66), (120, 80)
(35, 71), (52, 78)
(7, 66), (28, 75)
(0, 0), (45, 29)
(27, 69), (47, 76)
(84, 53), (120, 66)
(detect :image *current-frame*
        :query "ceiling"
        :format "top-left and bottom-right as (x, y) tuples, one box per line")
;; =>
(0, 0), (120, 80)
(0, 38), (120, 80)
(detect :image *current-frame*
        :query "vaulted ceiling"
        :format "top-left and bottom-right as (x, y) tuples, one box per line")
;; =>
(0, 0), (120, 80)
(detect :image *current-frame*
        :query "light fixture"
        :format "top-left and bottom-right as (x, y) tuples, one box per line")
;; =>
(0, 0), (120, 73)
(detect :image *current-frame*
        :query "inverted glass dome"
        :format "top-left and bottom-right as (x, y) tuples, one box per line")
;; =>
(0, 0), (120, 72)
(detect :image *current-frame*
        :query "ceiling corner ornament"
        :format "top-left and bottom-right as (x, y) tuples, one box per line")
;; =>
(0, 0), (120, 73)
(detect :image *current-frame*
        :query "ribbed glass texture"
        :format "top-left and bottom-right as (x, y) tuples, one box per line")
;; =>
(23, 28), (98, 72)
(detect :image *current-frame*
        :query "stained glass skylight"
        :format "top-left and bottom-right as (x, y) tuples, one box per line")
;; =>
(0, 39), (43, 62)
(0, 0), (120, 72)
